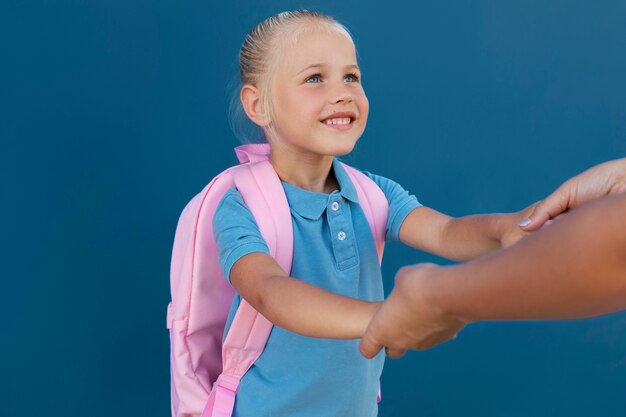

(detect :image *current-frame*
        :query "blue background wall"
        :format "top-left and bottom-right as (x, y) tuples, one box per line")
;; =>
(3, 1), (626, 416)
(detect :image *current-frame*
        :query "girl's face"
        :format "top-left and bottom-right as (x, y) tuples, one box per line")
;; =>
(267, 27), (368, 159)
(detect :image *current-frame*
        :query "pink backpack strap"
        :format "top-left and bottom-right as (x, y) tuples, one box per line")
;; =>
(234, 143), (271, 163)
(202, 148), (293, 417)
(340, 163), (388, 262)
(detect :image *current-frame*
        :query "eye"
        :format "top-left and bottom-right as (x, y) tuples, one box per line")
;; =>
(344, 72), (360, 83)
(305, 74), (322, 83)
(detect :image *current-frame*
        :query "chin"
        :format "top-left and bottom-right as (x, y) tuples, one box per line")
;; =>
(337, 135), (361, 155)
(316, 136), (358, 157)
(333, 142), (357, 156)
(328, 135), (361, 156)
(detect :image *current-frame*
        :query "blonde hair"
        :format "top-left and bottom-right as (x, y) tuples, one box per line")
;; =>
(229, 10), (355, 144)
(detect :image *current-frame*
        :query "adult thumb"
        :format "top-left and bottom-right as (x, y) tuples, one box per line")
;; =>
(519, 189), (569, 232)
(517, 203), (548, 231)
(359, 331), (384, 359)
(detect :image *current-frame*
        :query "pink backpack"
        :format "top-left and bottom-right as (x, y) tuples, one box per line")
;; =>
(167, 144), (389, 417)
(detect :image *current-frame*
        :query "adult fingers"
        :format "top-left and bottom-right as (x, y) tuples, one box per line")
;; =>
(519, 183), (572, 231)
(385, 347), (407, 359)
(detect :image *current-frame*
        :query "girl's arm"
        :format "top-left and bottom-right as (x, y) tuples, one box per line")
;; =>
(230, 252), (380, 339)
(398, 205), (531, 262)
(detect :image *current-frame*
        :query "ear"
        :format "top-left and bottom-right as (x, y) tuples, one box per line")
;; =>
(240, 84), (270, 127)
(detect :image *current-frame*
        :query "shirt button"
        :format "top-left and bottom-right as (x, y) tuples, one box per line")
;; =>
(331, 201), (340, 211)
(337, 231), (347, 241)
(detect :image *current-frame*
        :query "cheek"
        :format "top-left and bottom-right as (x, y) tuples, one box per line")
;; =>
(272, 82), (299, 113)
(277, 92), (316, 121)
(296, 92), (325, 122)
(357, 91), (369, 119)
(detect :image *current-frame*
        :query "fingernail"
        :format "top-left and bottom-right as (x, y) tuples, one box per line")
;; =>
(517, 218), (531, 227)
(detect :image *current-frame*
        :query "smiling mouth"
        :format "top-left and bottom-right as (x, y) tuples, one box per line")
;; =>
(320, 112), (357, 132)
(322, 117), (353, 126)
(321, 117), (354, 131)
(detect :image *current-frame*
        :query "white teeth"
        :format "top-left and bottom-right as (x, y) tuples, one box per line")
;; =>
(324, 117), (351, 125)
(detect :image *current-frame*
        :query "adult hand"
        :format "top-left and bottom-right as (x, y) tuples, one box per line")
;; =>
(359, 263), (467, 359)
(519, 158), (626, 231)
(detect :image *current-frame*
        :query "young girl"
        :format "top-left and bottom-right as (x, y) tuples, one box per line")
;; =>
(213, 9), (531, 416)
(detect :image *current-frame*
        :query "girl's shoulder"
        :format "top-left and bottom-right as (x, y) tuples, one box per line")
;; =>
(347, 164), (420, 207)
(216, 186), (249, 211)
(213, 187), (255, 226)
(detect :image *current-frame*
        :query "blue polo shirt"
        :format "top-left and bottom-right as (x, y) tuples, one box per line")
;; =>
(212, 159), (421, 417)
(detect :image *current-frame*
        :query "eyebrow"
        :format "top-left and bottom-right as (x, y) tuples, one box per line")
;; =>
(296, 63), (361, 75)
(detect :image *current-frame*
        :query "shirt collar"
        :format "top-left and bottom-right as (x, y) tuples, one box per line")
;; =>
(281, 158), (359, 220)
(333, 159), (359, 204)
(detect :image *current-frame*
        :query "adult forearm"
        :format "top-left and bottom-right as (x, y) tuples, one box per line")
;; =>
(428, 194), (626, 322)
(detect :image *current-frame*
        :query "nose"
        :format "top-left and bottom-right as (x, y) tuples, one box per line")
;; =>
(330, 82), (353, 104)
(334, 92), (353, 104)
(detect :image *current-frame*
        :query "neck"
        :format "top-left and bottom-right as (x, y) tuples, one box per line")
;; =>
(268, 144), (339, 194)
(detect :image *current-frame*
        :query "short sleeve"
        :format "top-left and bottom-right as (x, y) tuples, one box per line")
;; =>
(212, 187), (270, 283)
(361, 171), (421, 241)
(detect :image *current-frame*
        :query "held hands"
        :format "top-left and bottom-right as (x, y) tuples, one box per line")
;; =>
(359, 263), (468, 359)
(359, 204), (539, 359)
(519, 158), (626, 231)
(361, 159), (626, 359)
